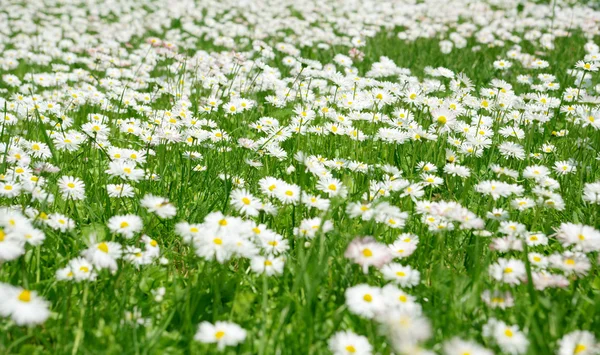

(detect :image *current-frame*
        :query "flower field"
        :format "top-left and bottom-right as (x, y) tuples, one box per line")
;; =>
(0, 0), (600, 354)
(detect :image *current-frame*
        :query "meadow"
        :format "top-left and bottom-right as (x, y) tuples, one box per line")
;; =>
(0, 0), (599, 354)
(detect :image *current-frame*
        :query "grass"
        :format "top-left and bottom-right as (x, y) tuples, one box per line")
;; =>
(0, 1), (599, 354)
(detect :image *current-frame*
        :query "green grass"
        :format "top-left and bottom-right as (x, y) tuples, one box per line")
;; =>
(0, 1), (600, 354)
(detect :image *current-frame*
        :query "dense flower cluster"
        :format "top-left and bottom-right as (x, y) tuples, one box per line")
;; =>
(0, 0), (599, 353)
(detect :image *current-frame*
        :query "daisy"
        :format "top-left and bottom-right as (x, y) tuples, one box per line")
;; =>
(83, 241), (123, 271)
(230, 189), (261, 216)
(328, 330), (372, 355)
(57, 175), (86, 200)
(301, 193), (331, 211)
(175, 221), (203, 244)
(489, 258), (526, 285)
(250, 255), (285, 276)
(381, 263), (421, 288)
(0, 181), (22, 198)
(140, 194), (177, 219)
(0, 228), (25, 261)
(345, 237), (393, 273)
(105, 160), (145, 181)
(294, 217), (334, 239)
(345, 284), (384, 319)
(194, 321), (247, 350)
(67, 257), (98, 282)
(511, 197), (535, 211)
(106, 183), (135, 198)
(554, 223), (600, 252)
(523, 165), (550, 180)
(498, 142), (526, 160)
(553, 160), (576, 175)
(557, 330), (598, 355)
(582, 181), (600, 204)
(124, 246), (151, 267)
(388, 233), (419, 259)
(0, 283), (50, 326)
(107, 214), (143, 238)
(443, 163), (471, 178)
(379, 307), (432, 347)
(346, 202), (375, 220)
(316, 177), (348, 198)
(487, 208), (509, 220)
(47, 213), (76, 232)
(421, 174), (443, 187)
(528, 252), (548, 269)
(258, 231), (289, 255)
(275, 183), (300, 204)
(481, 290), (514, 309)
(549, 251), (591, 276)
(494, 59), (512, 70)
(381, 284), (418, 311)
(525, 232), (548, 247)
(575, 61), (599, 72)
(443, 337), (493, 355)
(482, 318), (529, 355)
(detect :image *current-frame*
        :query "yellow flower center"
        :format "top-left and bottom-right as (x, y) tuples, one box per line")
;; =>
(575, 344), (586, 354)
(215, 331), (225, 339)
(363, 294), (372, 302)
(18, 290), (31, 302)
(98, 242), (109, 253)
(362, 248), (373, 257)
